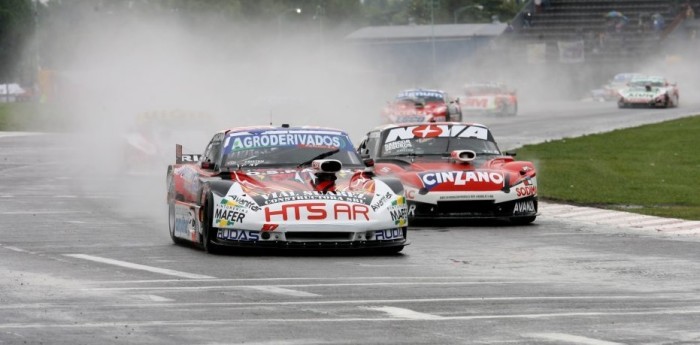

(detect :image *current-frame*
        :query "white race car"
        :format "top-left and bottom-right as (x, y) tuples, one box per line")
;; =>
(167, 125), (409, 254)
(617, 76), (679, 108)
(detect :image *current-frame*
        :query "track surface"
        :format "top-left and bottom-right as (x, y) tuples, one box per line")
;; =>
(1, 101), (700, 344)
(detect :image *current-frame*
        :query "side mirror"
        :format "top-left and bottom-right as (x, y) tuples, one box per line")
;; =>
(504, 151), (517, 157)
(201, 161), (213, 169)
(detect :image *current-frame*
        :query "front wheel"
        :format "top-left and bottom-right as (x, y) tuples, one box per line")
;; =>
(662, 95), (670, 108)
(374, 245), (404, 255)
(509, 102), (518, 116)
(201, 192), (225, 254)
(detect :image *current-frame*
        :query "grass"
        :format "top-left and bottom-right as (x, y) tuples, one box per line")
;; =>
(0, 102), (68, 131)
(515, 115), (700, 220)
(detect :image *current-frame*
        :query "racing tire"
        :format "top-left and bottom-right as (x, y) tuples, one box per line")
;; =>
(663, 95), (670, 108)
(168, 202), (186, 245)
(617, 101), (626, 109)
(510, 216), (536, 225)
(201, 192), (225, 254)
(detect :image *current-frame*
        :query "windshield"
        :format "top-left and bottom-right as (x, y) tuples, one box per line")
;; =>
(220, 130), (362, 168)
(381, 137), (500, 157)
(629, 79), (665, 88)
(396, 90), (445, 103)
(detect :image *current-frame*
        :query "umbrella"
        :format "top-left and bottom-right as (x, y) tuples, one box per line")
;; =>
(606, 11), (624, 18)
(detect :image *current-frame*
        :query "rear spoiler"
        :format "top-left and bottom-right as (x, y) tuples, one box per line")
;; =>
(175, 144), (202, 164)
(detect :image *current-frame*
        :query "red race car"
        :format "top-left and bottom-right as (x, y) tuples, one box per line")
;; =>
(382, 89), (462, 123)
(462, 83), (518, 116)
(357, 122), (537, 224)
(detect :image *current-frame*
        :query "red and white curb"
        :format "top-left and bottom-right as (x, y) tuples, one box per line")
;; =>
(540, 202), (700, 236)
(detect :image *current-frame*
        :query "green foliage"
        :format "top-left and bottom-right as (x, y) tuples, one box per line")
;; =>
(516, 116), (700, 220)
(0, 0), (34, 83)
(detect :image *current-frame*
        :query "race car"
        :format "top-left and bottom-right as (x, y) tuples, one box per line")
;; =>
(166, 125), (408, 254)
(590, 73), (644, 102)
(124, 109), (212, 175)
(462, 83), (517, 116)
(382, 89), (462, 123)
(357, 122), (537, 224)
(617, 75), (679, 108)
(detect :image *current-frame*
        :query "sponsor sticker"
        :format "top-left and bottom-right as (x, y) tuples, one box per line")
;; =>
(374, 228), (404, 240)
(217, 229), (260, 241)
(370, 192), (393, 211)
(174, 206), (194, 238)
(385, 124), (489, 143)
(264, 202), (370, 222)
(226, 133), (346, 151)
(252, 190), (371, 206)
(513, 200), (536, 215)
(420, 171), (504, 189)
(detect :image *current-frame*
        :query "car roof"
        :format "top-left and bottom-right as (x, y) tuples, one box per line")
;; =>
(217, 125), (350, 136)
(464, 82), (506, 87)
(397, 88), (445, 95)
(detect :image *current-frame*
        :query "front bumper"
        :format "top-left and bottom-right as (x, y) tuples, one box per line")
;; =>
(212, 227), (408, 249)
(407, 196), (538, 219)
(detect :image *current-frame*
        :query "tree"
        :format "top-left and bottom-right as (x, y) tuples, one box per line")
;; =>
(0, 0), (34, 84)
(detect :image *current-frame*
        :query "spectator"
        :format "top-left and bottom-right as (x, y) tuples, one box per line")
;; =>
(523, 11), (533, 28)
(505, 21), (515, 33)
(685, 2), (695, 19)
(652, 13), (665, 32)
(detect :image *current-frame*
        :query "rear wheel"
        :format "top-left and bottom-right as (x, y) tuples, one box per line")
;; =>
(201, 192), (225, 254)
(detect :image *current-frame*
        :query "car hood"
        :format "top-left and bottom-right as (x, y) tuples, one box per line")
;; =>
(226, 167), (377, 206)
(376, 157), (535, 193)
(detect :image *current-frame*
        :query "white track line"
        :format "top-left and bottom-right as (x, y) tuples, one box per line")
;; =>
(3, 294), (697, 309)
(248, 286), (320, 297)
(367, 306), (443, 320)
(526, 333), (625, 345)
(81, 281), (528, 291)
(64, 254), (215, 280)
(2, 307), (700, 329)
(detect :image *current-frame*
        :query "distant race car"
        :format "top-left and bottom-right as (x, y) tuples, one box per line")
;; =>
(590, 73), (644, 102)
(357, 122), (537, 224)
(462, 83), (517, 116)
(617, 75), (679, 108)
(382, 89), (462, 123)
(167, 125), (408, 254)
(124, 109), (212, 175)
